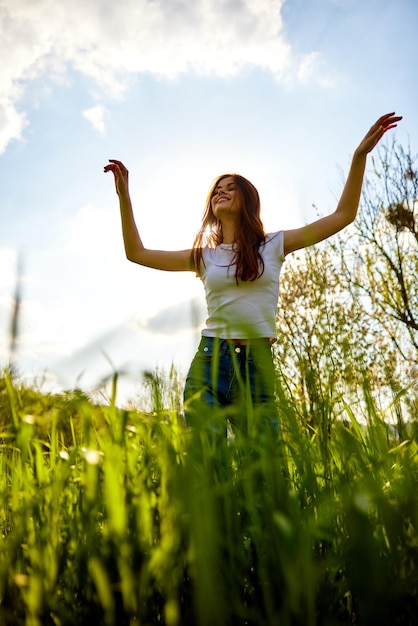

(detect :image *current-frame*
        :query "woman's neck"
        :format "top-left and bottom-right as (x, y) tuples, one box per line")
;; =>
(220, 220), (236, 244)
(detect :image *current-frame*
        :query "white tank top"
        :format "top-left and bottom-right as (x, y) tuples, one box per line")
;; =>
(199, 231), (285, 340)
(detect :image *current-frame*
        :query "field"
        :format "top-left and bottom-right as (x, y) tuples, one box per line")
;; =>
(0, 364), (417, 626)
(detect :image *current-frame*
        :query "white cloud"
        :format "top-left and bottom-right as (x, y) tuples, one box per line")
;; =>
(83, 105), (106, 134)
(65, 203), (119, 254)
(0, 96), (28, 153)
(296, 51), (338, 88)
(297, 51), (321, 82)
(0, 0), (323, 153)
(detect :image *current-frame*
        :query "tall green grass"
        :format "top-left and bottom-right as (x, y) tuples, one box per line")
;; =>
(0, 367), (417, 625)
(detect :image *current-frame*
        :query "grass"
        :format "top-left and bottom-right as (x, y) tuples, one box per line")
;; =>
(0, 366), (417, 626)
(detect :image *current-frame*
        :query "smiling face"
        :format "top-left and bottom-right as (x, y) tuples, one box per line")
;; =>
(210, 175), (242, 218)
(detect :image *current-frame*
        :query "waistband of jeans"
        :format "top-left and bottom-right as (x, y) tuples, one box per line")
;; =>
(199, 336), (272, 348)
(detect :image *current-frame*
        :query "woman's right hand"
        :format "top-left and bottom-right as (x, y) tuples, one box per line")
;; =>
(104, 159), (130, 198)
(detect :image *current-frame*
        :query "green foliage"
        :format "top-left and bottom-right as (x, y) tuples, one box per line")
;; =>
(275, 139), (418, 442)
(345, 139), (418, 360)
(0, 369), (417, 626)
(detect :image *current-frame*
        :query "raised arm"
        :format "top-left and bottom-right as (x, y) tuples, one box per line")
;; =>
(104, 160), (194, 271)
(283, 112), (402, 256)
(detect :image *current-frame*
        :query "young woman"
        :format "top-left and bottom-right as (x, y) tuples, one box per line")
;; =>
(104, 113), (401, 428)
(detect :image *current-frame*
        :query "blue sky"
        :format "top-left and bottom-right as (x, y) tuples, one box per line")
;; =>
(0, 0), (416, 404)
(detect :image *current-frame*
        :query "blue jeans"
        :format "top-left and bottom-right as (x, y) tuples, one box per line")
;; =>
(184, 336), (277, 432)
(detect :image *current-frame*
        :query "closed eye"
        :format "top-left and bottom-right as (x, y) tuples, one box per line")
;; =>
(212, 183), (236, 197)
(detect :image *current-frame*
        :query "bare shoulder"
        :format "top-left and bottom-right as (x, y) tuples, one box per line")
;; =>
(283, 228), (306, 256)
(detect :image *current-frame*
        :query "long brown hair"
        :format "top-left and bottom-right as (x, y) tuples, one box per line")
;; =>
(192, 174), (266, 282)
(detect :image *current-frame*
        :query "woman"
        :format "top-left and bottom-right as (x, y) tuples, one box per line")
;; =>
(104, 113), (401, 428)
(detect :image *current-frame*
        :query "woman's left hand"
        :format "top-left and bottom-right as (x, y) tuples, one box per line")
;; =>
(355, 112), (402, 156)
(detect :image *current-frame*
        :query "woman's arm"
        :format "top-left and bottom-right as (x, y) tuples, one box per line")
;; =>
(283, 112), (402, 256)
(104, 160), (194, 271)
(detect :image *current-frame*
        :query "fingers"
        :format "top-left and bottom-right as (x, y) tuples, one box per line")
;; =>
(375, 112), (402, 131)
(108, 159), (127, 169)
(103, 159), (128, 174)
(103, 161), (118, 174)
(383, 123), (400, 133)
(377, 112), (395, 123)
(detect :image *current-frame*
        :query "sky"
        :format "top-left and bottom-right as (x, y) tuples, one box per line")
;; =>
(0, 0), (417, 405)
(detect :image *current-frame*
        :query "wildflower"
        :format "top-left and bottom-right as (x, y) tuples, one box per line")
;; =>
(81, 447), (103, 465)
